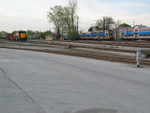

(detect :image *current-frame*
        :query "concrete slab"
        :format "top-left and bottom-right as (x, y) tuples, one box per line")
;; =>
(0, 48), (150, 113)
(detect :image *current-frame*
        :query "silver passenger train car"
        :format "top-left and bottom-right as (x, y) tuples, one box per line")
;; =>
(122, 26), (150, 40)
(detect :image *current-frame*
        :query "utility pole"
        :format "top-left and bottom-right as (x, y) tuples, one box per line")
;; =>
(103, 18), (105, 39)
(133, 21), (135, 27)
(76, 16), (79, 39)
(117, 20), (120, 41)
(115, 27), (117, 42)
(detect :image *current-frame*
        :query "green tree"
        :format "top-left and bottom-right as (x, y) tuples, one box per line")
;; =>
(120, 23), (131, 27)
(47, 5), (65, 39)
(47, 0), (78, 40)
(27, 30), (35, 35)
(0, 31), (7, 38)
(40, 30), (52, 39)
(27, 30), (36, 39)
(88, 26), (101, 31)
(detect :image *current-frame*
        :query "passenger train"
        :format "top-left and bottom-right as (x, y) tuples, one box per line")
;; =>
(64, 30), (113, 40)
(79, 30), (113, 40)
(122, 27), (150, 40)
(64, 25), (150, 40)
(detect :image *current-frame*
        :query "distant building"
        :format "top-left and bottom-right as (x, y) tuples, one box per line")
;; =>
(45, 35), (54, 40)
(45, 34), (58, 40)
(133, 24), (148, 29)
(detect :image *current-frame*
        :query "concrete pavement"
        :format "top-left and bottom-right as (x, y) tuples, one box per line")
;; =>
(0, 48), (150, 113)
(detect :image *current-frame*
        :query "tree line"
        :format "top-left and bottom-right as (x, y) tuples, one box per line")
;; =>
(89, 17), (131, 32)
(0, 31), (7, 38)
(26, 30), (52, 39)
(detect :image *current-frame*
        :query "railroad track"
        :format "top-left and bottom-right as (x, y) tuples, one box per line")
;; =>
(2, 46), (150, 66)
(3, 39), (149, 49)
(27, 39), (150, 49)
(46, 40), (150, 48)
(0, 39), (150, 66)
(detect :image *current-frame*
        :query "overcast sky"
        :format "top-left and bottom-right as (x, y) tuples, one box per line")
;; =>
(0, 0), (150, 32)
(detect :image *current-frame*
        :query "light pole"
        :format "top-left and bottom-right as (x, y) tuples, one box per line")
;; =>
(103, 18), (105, 39)
(76, 16), (79, 39)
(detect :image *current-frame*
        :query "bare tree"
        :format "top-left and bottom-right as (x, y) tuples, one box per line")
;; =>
(61, 6), (72, 39)
(68, 0), (78, 39)
(96, 16), (114, 30)
(69, 0), (77, 30)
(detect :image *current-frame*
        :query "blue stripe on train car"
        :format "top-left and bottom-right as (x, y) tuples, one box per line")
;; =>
(92, 33), (97, 36)
(64, 35), (67, 37)
(85, 34), (92, 36)
(95, 33), (105, 36)
(138, 31), (150, 34)
(124, 32), (134, 35)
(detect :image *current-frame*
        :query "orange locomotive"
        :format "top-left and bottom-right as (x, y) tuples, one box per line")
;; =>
(7, 30), (27, 41)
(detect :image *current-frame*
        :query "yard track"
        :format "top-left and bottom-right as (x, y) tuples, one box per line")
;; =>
(0, 39), (150, 66)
